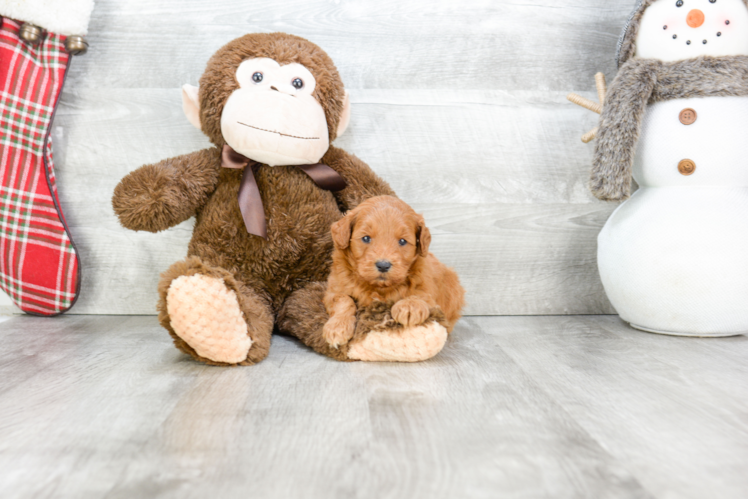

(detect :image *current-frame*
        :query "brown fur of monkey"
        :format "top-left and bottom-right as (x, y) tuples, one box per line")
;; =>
(112, 33), (396, 365)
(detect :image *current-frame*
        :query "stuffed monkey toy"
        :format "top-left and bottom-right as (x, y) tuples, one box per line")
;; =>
(112, 33), (450, 365)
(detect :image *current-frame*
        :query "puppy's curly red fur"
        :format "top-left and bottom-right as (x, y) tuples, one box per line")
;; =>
(323, 196), (465, 348)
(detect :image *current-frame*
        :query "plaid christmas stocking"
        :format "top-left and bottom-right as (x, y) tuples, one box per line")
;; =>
(0, 17), (83, 315)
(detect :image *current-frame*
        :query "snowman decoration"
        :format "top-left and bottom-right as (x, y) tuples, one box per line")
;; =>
(569, 0), (748, 336)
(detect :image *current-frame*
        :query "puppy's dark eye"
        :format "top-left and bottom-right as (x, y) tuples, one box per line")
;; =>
(398, 239), (407, 246)
(292, 78), (304, 89)
(676, 0), (683, 5)
(362, 236), (371, 244)
(252, 72), (263, 83)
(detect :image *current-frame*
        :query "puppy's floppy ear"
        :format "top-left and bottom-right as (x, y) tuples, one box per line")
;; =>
(416, 217), (431, 257)
(331, 212), (356, 250)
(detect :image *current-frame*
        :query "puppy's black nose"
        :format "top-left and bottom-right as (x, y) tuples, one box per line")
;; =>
(376, 260), (392, 273)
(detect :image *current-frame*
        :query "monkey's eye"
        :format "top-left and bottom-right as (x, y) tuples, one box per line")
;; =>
(252, 72), (263, 83)
(292, 78), (304, 90)
(398, 239), (407, 247)
(362, 236), (371, 244)
(676, 0), (683, 6)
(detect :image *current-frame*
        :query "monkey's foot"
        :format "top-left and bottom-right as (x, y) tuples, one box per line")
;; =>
(348, 322), (448, 362)
(166, 274), (251, 364)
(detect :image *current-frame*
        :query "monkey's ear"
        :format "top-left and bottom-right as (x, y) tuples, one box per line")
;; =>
(331, 211), (355, 250)
(416, 218), (431, 257)
(336, 90), (351, 138)
(181, 84), (201, 130)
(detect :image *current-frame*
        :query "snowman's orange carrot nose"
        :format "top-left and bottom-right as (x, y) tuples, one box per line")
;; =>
(687, 9), (705, 28)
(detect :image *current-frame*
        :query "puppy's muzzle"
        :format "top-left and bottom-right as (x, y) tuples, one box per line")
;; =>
(375, 260), (392, 273)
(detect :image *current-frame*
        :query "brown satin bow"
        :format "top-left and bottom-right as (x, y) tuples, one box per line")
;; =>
(221, 144), (347, 239)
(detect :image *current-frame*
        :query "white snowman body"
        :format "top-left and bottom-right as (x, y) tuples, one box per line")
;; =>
(599, 96), (748, 335)
(597, 0), (748, 336)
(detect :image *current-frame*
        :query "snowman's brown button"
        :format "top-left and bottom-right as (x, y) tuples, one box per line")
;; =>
(679, 108), (697, 125)
(678, 159), (696, 176)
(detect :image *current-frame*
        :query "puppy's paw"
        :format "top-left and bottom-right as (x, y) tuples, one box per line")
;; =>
(392, 298), (431, 327)
(323, 314), (356, 348)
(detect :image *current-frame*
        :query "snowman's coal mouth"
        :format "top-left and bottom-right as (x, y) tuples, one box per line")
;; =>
(671, 32), (723, 46)
(669, 19), (730, 46)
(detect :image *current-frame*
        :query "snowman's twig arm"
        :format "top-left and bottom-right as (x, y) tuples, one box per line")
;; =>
(591, 59), (660, 201)
(582, 127), (599, 144)
(595, 73), (607, 106)
(567, 94), (602, 115)
(567, 73), (606, 143)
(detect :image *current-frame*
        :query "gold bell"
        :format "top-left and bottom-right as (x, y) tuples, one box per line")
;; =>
(64, 35), (88, 55)
(19, 23), (43, 44)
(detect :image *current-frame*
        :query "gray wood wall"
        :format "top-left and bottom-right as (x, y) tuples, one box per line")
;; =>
(0, 0), (636, 316)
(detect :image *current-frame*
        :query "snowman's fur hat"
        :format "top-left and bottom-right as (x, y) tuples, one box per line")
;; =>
(616, 0), (748, 67)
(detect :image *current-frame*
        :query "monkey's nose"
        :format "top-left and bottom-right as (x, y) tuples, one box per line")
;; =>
(687, 9), (705, 28)
(375, 260), (392, 273)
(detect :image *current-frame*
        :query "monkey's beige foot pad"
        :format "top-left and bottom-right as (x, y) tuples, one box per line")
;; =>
(167, 274), (251, 364)
(348, 322), (448, 362)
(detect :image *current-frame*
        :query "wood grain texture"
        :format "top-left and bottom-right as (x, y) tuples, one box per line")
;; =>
(65, 0), (631, 92)
(1, 315), (746, 497)
(0, 0), (632, 315)
(478, 315), (748, 498)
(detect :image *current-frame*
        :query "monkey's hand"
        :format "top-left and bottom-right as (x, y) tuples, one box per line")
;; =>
(112, 148), (221, 233)
(392, 297), (431, 327)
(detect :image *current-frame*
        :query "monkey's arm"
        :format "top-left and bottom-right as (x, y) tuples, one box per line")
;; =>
(591, 59), (659, 201)
(112, 147), (221, 232)
(322, 146), (396, 210)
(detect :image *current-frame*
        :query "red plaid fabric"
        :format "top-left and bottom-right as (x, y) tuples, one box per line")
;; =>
(0, 18), (80, 315)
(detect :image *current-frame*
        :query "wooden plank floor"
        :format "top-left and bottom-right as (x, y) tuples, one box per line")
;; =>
(0, 315), (746, 498)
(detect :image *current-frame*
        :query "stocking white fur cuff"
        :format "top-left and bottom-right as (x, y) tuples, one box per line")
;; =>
(0, 0), (95, 35)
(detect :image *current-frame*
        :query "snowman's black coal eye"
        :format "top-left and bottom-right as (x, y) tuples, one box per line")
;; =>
(710, 0), (716, 3)
(703, 39), (708, 44)
(676, 0), (684, 6)
(664, 25), (668, 30)
(292, 78), (304, 90)
(252, 72), (263, 83)
(673, 34), (678, 39)
(717, 32), (722, 36)
(726, 19), (731, 24)
(687, 40), (692, 44)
